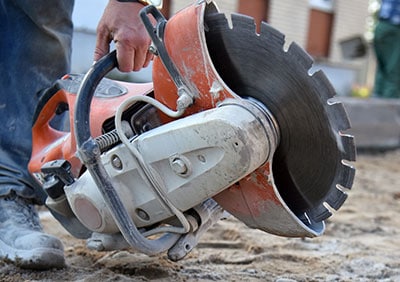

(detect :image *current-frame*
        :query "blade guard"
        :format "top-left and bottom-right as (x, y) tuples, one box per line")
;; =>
(150, 1), (329, 237)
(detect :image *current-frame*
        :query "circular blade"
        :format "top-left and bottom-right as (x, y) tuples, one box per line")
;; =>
(204, 12), (355, 224)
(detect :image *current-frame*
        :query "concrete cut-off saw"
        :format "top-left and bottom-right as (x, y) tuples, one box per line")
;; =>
(29, 1), (356, 261)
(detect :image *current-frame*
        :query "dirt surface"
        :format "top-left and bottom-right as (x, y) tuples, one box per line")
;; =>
(1, 149), (400, 281)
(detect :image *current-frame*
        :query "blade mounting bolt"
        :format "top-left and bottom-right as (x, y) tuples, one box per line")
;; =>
(170, 157), (192, 177)
(171, 158), (187, 175)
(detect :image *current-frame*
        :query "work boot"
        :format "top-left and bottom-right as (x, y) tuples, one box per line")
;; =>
(0, 193), (65, 269)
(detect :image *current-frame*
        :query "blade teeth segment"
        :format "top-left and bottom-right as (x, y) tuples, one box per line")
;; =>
(340, 134), (356, 161)
(337, 161), (356, 190)
(326, 187), (348, 210)
(307, 204), (332, 223)
(231, 13), (257, 32)
(312, 71), (336, 100)
(330, 103), (351, 131)
(286, 42), (314, 70)
(260, 22), (285, 47)
(329, 102), (352, 132)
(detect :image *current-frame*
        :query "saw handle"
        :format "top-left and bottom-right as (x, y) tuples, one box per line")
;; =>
(74, 51), (118, 145)
(74, 50), (180, 255)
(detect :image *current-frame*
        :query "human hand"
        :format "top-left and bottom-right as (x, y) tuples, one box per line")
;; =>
(94, 0), (153, 72)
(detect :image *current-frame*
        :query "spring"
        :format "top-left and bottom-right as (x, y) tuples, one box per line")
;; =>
(95, 129), (120, 152)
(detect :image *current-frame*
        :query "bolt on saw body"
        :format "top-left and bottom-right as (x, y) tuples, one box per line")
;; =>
(29, 1), (355, 261)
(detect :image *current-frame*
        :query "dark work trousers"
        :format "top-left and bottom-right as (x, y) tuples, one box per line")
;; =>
(0, 0), (74, 204)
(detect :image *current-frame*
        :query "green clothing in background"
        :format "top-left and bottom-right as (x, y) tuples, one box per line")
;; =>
(373, 20), (400, 98)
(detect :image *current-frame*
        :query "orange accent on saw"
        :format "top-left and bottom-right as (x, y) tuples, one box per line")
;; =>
(29, 79), (153, 178)
(152, 3), (235, 117)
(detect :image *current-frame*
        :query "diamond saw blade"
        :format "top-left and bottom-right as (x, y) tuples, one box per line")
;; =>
(204, 12), (356, 224)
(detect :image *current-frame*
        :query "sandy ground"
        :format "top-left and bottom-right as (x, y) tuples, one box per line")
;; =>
(1, 149), (400, 281)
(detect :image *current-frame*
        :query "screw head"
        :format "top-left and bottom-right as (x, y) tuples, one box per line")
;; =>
(111, 155), (123, 170)
(136, 208), (150, 221)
